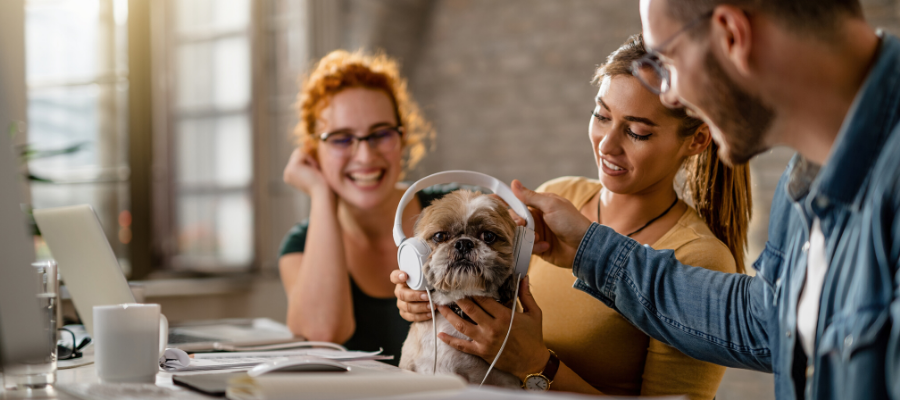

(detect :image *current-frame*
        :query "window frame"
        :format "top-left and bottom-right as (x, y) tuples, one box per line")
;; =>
(26, 0), (132, 275)
(151, 0), (261, 273)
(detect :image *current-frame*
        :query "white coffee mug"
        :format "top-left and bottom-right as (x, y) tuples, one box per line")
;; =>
(93, 303), (168, 383)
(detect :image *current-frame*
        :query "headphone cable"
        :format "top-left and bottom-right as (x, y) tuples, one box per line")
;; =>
(480, 273), (522, 386)
(426, 288), (437, 375)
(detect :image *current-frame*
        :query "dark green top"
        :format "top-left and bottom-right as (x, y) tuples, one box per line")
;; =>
(278, 185), (458, 365)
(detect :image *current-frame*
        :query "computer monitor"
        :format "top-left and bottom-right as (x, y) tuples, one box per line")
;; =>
(0, 0), (49, 370)
(0, 128), (50, 369)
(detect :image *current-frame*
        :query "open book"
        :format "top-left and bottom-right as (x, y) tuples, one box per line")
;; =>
(226, 366), (466, 400)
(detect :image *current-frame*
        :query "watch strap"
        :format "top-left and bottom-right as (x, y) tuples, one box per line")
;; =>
(543, 349), (560, 382)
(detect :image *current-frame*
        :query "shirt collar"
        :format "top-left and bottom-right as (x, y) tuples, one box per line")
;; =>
(786, 155), (820, 202)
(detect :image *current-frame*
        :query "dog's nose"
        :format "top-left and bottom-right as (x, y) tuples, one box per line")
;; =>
(454, 238), (475, 253)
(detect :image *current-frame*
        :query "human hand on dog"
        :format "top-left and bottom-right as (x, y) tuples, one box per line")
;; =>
(391, 270), (435, 322)
(511, 179), (591, 269)
(487, 194), (531, 229)
(437, 276), (550, 382)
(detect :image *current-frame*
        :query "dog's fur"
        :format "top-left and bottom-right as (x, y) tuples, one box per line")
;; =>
(399, 190), (521, 388)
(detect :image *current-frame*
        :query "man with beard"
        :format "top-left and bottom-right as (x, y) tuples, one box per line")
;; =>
(509, 0), (900, 399)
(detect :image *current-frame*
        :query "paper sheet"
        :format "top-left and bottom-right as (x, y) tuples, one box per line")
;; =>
(159, 348), (392, 372)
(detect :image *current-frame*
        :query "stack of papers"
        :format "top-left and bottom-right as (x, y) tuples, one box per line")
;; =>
(160, 348), (392, 372)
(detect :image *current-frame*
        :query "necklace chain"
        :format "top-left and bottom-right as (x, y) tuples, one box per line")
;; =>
(596, 192), (679, 238)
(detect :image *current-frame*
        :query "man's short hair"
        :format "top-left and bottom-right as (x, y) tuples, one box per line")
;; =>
(667, 0), (863, 35)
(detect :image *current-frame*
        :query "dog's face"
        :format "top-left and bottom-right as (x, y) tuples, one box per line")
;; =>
(414, 190), (519, 303)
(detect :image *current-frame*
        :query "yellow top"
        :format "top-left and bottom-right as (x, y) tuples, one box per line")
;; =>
(530, 176), (735, 400)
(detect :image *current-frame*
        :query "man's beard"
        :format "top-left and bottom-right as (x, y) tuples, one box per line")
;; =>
(697, 49), (774, 165)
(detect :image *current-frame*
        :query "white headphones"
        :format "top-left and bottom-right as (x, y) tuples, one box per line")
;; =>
(392, 170), (535, 291)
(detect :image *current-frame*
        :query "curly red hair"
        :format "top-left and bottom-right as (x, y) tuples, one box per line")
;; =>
(294, 49), (433, 173)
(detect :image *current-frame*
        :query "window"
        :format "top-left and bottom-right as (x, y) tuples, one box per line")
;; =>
(26, 0), (322, 276)
(155, 0), (254, 272)
(26, 0), (132, 274)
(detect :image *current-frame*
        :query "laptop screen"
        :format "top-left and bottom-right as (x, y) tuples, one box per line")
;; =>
(33, 205), (136, 336)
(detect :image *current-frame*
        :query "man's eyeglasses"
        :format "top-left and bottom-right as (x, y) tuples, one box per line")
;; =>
(630, 11), (714, 95)
(319, 125), (403, 156)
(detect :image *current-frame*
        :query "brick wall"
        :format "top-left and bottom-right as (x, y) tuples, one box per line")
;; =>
(408, 0), (641, 189)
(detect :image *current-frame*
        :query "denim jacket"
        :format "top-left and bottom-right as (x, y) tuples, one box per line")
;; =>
(571, 32), (900, 400)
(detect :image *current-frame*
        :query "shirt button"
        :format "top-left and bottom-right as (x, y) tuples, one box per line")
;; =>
(786, 330), (792, 338)
(844, 335), (853, 348)
(816, 196), (829, 209)
(806, 365), (815, 378)
(775, 278), (782, 286)
(802, 241), (810, 252)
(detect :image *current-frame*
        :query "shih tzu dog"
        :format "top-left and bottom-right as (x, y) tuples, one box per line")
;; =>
(398, 190), (521, 388)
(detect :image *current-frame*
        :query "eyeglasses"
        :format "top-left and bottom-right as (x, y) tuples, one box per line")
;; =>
(318, 125), (403, 156)
(57, 327), (91, 360)
(630, 11), (714, 95)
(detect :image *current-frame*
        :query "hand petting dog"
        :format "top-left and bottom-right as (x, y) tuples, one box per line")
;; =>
(511, 179), (592, 270)
(437, 275), (551, 382)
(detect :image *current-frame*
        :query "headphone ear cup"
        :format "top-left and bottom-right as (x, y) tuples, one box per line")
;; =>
(513, 227), (534, 277)
(397, 238), (432, 291)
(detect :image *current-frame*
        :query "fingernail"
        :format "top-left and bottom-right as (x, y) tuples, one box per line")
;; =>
(420, 293), (428, 300)
(399, 273), (406, 280)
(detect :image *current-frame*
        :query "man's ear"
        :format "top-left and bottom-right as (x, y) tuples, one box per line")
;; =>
(710, 5), (753, 76)
(683, 124), (712, 157)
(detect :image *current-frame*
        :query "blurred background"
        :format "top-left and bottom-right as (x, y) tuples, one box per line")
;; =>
(10, 1), (900, 398)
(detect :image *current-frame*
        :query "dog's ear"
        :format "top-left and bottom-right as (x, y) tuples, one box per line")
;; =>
(496, 275), (517, 308)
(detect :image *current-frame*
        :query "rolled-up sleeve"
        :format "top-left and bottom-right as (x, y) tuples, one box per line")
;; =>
(573, 223), (774, 372)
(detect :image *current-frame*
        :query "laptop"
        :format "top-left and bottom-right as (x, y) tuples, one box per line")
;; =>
(32, 204), (296, 351)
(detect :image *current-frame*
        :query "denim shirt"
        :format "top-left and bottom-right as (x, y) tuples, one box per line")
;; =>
(571, 32), (900, 400)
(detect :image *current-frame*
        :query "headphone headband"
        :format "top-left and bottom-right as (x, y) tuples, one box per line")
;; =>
(392, 171), (534, 245)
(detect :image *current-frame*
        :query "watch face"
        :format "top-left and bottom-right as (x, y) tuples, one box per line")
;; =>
(524, 375), (550, 391)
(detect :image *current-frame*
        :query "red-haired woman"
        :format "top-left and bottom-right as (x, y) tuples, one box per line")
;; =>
(278, 50), (444, 364)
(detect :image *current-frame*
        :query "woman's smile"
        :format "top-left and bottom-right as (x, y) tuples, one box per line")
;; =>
(600, 157), (627, 176)
(346, 168), (386, 189)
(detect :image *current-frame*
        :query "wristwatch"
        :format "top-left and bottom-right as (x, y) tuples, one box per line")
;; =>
(522, 349), (560, 391)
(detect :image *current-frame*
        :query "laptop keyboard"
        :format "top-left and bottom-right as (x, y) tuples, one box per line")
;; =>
(167, 332), (216, 344)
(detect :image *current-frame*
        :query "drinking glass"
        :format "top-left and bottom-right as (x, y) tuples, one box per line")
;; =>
(2, 260), (59, 392)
